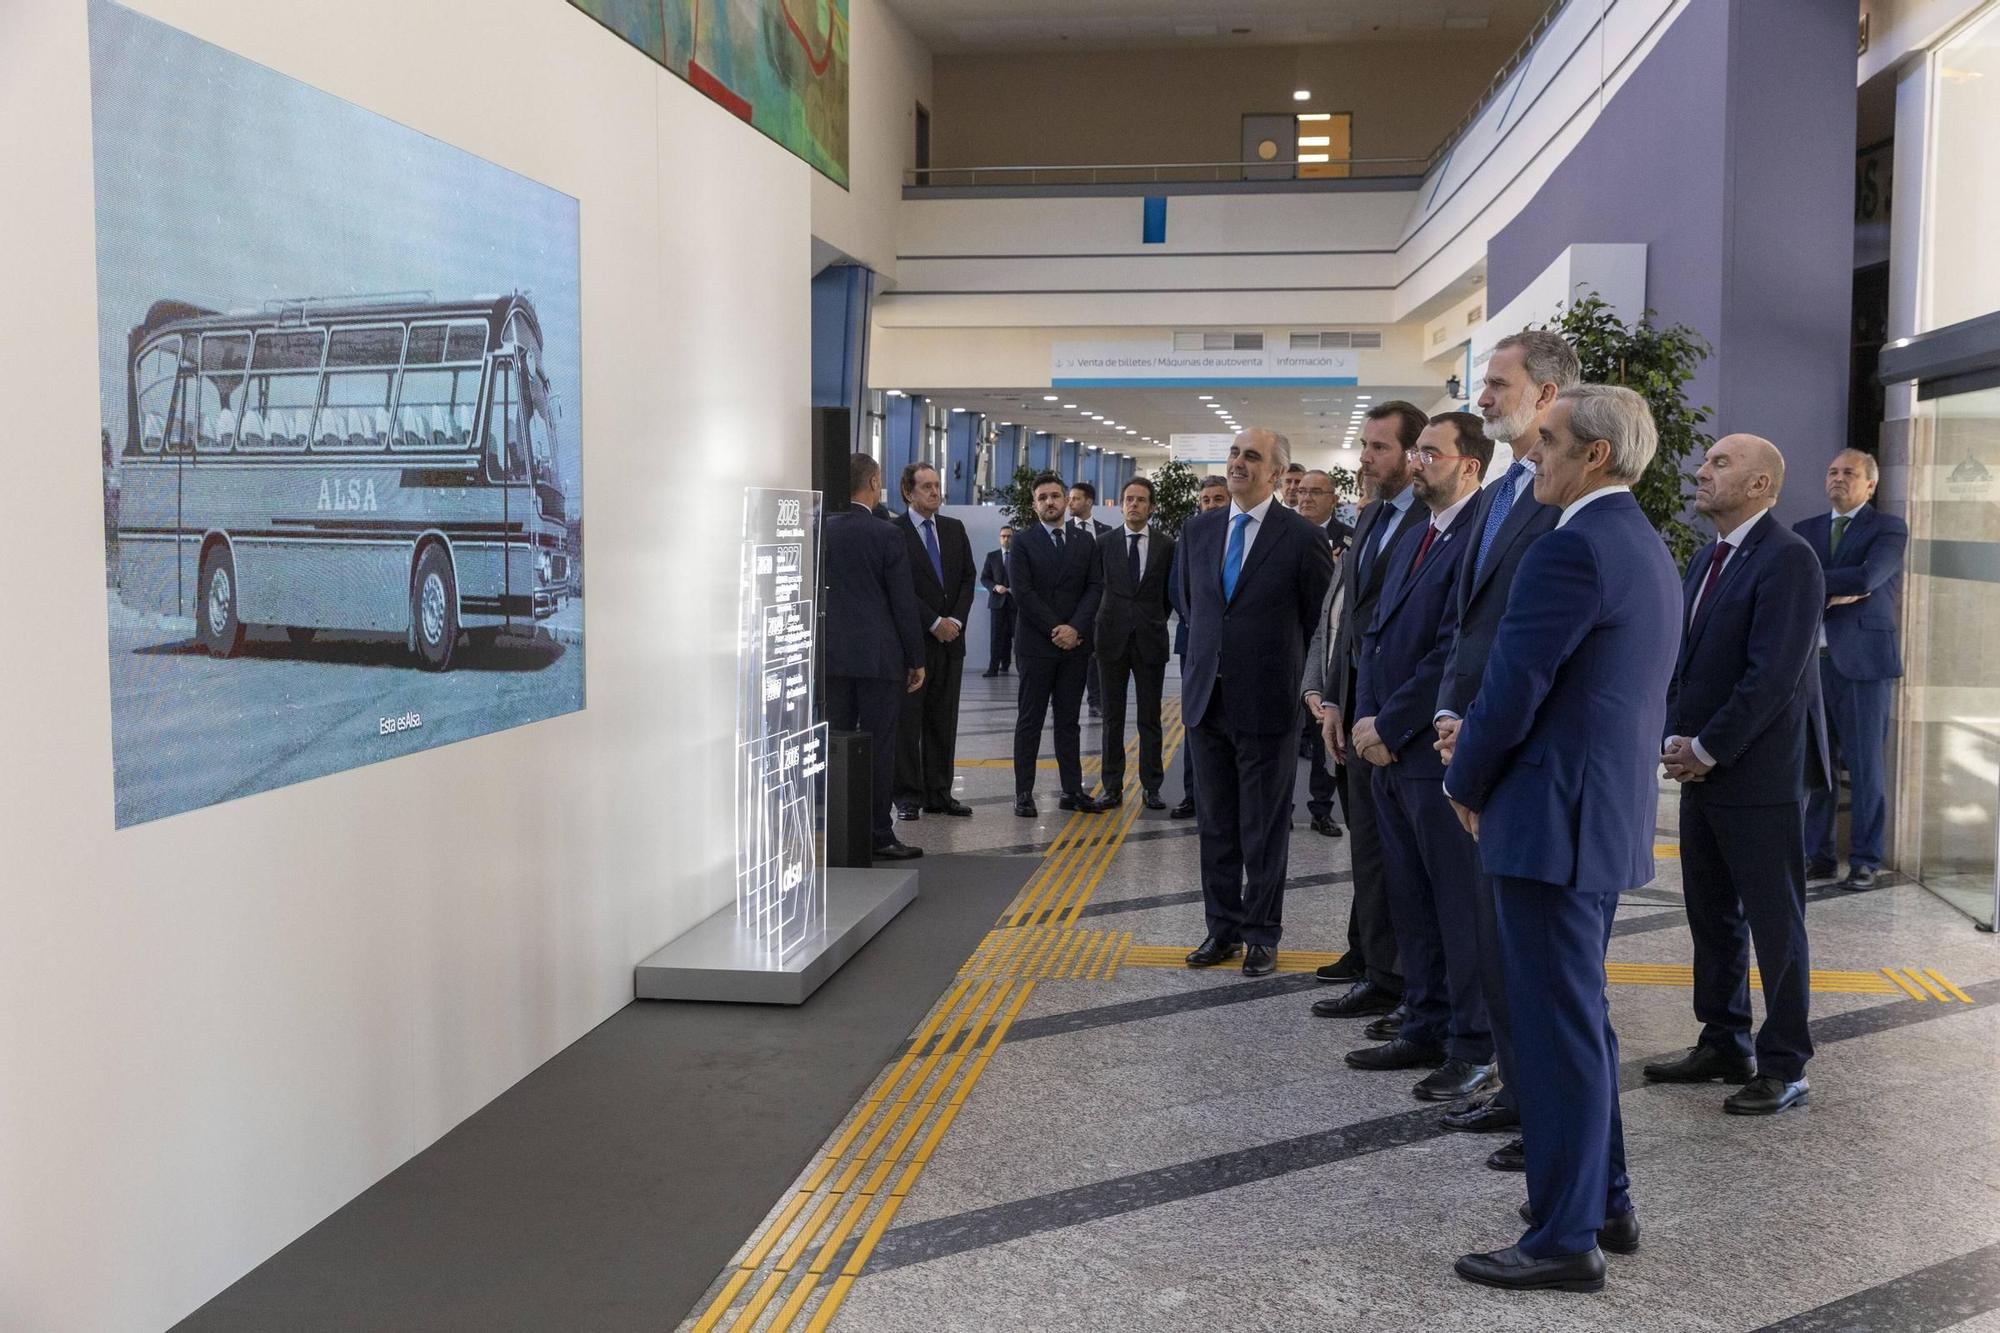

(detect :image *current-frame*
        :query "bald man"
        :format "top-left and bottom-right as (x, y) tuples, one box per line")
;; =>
(1650, 435), (1831, 1117)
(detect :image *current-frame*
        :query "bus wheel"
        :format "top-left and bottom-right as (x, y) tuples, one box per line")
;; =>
(198, 545), (245, 658)
(411, 544), (458, 671)
(286, 627), (317, 649)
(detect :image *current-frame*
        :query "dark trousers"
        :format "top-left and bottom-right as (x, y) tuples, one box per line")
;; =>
(1336, 758), (1403, 992)
(1374, 770), (1491, 1063)
(895, 639), (964, 808)
(1806, 657), (1891, 871)
(1098, 650), (1165, 796)
(827, 674), (902, 847)
(1302, 716), (1338, 820)
(987, 603), (1014, 671)
(1497, 878), (1629, 1259)
(1085, 656), (1101, 710)
(1681, 791), (1814, 1081)
(1189, 687), (1294, 949)
(1014, 650), (1088, 798)
(1473, 871), (1518, 1111)
(1179, 654), (1198, 802)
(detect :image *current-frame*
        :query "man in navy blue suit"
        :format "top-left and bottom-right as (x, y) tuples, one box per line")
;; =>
(823, 454), (927, 862)
(979, 526), (1015, 677)
(1648, 435), (1829, 1117)
(1178, 429), (1335, 977)
(1430, 330), (1579, 1159)
(1010, 472), (1108, 818)
(1346, 413), (1495, 1102)
(1443, 385), (1681, 1293)
(1796, 449), (1906, 893)
(1168, 475), (1230, 820)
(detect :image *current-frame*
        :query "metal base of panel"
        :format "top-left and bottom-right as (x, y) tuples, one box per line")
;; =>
(634, 868), (919, 1006)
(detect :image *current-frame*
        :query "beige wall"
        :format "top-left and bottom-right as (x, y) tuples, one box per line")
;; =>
(812, 0), (933, 277)
(0, 1), (913, 1329)
(930, 38), (1521, 170)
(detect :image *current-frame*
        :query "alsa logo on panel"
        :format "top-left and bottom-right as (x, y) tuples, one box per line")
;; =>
(318, 477), (380, 512)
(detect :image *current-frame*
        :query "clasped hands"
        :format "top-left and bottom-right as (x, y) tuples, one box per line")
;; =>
(1661, 735), (1713, 784)
(931, 618), (962, 643)
(1049, 623), (1081, 651)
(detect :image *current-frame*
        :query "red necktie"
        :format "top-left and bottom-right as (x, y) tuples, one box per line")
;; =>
(1692, 541), (1732, 625)
(1410, 524), (1438, 571)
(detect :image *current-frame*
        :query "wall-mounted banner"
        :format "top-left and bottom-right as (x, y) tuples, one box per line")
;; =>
(90, 0), (584, 827)
(1053, 339), (1358, 387)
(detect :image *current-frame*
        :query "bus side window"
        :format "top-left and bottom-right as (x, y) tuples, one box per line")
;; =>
(245, 328), (324, 452)
(484, 359), (521, 479)
(134, 337), (182, 453)
(198, 333), (249, 453)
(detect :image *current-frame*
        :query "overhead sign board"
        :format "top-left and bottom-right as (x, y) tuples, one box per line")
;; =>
(1053, 339), (1358, 387)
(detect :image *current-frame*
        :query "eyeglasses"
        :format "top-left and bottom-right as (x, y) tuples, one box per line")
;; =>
(1405, 448), (1472, 466)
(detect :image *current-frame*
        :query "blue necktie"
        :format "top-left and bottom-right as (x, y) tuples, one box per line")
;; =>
(1221, 512), (1251, 601)
(922, 517), (944, 582)
(1475, 460), (1527, 578)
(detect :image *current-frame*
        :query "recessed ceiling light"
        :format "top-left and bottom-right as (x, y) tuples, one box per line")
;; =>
(1298, 112), (1331, 123)
(999, 420), (1013, 426)
(1042, 394), (1059, 401)
(1198, 394), (1213, 400)
(1293, 89), (1311, 101)
(1062, 403), (1077, 409)
(1355, 394), (1372, 400)
(949, 406), (965, 413)
(886, 389), (905, 397)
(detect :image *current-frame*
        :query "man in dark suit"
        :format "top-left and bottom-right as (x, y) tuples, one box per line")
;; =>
(1095, 477), (1175, 810)
(1304, 401), (1429, 1019)
(1012, 472), (1109, 818)
(1068, 482), (1116, 717)
(1293, 469), (1352, 838)
(1796, 449), (1906, 893)
(893, 462), (977, 821)
(1346, 414), (1495, 1102)
(823, 454), (927, 862)
(1443, 384), (1681, 1293)
(1169, 475), (1230, 820)
(980, 526), (1016, 677)
(1430, 328), (1579, 1158)
(1179, 429), (1335, 977)
(1649, 435), (1829, 1117)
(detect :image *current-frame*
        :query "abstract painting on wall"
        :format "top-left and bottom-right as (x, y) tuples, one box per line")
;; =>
(570, 0), (850, 186)
(90, 0), (585, 826)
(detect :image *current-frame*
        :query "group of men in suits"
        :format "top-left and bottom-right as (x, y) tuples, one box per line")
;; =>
(1164, 325), (1905, 1293)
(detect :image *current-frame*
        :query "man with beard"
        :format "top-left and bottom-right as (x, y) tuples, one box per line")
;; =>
(1012, 473), (1108, 817)
(1430, 330), (1581, 1170)
(1303, 402), (1429, 1020)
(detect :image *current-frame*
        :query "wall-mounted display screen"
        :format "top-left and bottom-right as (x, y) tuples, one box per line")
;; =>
(90, 0), (586, 827)
(570, 0), (850, 187)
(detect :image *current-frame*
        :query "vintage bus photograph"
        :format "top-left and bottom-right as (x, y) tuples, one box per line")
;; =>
(91, 0), (585, 827)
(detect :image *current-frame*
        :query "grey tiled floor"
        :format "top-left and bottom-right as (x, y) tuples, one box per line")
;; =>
(685, 670), (2000, 1332)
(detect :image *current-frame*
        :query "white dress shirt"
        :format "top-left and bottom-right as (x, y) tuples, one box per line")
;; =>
(1556, 484), (1632, 528)
(1425, 488), (1477, 536)
(1120, 523), (1151, 580)
(1223, 493), (1278, 569)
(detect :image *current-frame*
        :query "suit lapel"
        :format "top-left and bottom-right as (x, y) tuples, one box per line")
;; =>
(1468, 483), (1545, 603)
(1684, 515), (1772, 657)
(1229, 505), (1285, 601)
(1835, 505), (1876, 566)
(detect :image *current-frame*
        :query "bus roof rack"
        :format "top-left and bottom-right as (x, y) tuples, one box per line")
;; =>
(264, 291), (438, 320)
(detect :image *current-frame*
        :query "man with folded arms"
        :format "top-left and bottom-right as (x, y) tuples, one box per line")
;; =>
(1649, 434), (1828, 1116)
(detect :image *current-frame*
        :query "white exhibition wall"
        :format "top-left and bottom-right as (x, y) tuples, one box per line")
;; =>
(0, 0), (927, 1328)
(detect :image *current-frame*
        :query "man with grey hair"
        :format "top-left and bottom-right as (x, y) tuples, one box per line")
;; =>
(1795, 448), (1905, 892)
(1444, 382), (1680, 1292)
(1429, 328), (1582, 1162)
(1178, 429), (1333, 976)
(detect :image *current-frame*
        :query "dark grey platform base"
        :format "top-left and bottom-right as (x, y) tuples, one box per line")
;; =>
(634, 868), (920, 1005)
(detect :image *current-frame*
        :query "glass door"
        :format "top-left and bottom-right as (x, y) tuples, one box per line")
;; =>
(1906, 384), (2000, 927)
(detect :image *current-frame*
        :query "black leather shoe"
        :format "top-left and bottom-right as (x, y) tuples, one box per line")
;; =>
(1364, 1005), (1406, 1042)
(1185, 937), (1243, 968)
(1455, 1244), (1605, 1293)
(1141, 790), (1166, 811)
(1806, 856), (1838, 880)
(1314, 953), (1364, 984)
(1443, 1100), (1520, 1134)
(1345, 1036), (1446, 1071)
(1013, 797), (1037, 818)
(1642, 1045), (1756, 1084)
(1518, 1202), (1640, 1255)
(1058, 792), (1108, 813)
(1310, 814), (1345, 837)
(982, 668), (1000, 678)
(1415, 1059), (1497, 1102)
(923, 799), (974, 817)
(1096, 791), (1124, 809)
(1169, 797), (1197, 820)
(1487, 1137), (1526, 1172)
(894, 803), (921, 822)
(1840, 865), (1880, 892)
(1242, 944), (1277, 977)
(873, 840), (923, 861)
(1311, 979), (1399, 1018)
(1724, 1074), (1810, 1115)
